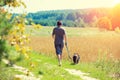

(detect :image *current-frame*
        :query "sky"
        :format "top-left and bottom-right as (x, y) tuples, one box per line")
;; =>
(6, 0), (120, 13)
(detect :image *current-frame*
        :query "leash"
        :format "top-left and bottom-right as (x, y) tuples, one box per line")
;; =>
(65, 43), (72, 60)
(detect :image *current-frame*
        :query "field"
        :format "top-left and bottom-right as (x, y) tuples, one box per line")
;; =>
(0, 26), (120, 80)
(27, 27), (120, 62)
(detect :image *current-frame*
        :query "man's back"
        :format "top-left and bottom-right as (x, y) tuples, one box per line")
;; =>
(52, 27), (65, 44)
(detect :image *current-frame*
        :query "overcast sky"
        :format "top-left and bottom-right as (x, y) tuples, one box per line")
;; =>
(6, 0), (120, 13)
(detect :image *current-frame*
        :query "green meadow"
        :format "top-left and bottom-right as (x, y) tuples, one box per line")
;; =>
(0, 27), (120, 80)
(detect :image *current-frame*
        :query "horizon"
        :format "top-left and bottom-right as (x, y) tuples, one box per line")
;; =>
(4, 0), (120, 13)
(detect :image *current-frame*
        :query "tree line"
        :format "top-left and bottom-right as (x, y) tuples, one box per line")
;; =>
(25, 4), (120, 30)
(26, 8), (109, 27)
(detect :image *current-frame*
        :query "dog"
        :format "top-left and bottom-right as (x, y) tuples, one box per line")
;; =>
(72, 53), (80, 64)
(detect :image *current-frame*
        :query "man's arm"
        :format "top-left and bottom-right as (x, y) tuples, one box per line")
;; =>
(64, 34), (67, 45)
(52, 28), (55, 39)
(52, 34), (55, 39)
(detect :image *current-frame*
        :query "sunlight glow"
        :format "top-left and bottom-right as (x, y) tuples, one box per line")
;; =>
(5, 0), (117, 13)
(113, 0), (120, 5)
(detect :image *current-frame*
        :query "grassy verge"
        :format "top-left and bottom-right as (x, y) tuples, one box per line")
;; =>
(0, 48), (119, 80)
(0, 61), (23, 80)
(15, 51), (119, 80)
(15, 52), (81, 80)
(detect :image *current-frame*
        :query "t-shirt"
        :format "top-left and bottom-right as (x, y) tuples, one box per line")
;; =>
(52, 27), (65, 44)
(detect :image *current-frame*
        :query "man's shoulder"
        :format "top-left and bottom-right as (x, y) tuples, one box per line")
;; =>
(52, 27), (57, 31)
(60, 27), (66, 32)
(53, 27), (58, 30)
(61, 27), (65, 30)
(53, 27), (65, 31)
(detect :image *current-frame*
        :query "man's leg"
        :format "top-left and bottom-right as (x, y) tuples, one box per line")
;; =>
(55, 44), (63, 66)
(58, 44), (63, 66)
(57, 54), (62, 66)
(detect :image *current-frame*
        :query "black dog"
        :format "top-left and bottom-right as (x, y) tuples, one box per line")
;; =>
(72, 53), (80, 64)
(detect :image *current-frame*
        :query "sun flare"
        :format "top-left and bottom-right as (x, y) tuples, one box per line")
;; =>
(113, 0), (120, 5)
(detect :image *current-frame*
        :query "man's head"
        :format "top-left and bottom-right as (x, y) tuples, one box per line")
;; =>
(57, 21), (62, 27)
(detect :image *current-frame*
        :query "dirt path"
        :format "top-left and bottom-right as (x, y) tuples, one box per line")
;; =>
(2, 59), (99, 80)
(13, 65), (41, 80)
(65, 68), (99, 80)
(2, 59), (41, 80)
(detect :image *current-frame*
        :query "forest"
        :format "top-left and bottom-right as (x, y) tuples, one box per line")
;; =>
(25, 5), (120, 31)
(0, 1), (120, 80)
(26, 8), (110, 27)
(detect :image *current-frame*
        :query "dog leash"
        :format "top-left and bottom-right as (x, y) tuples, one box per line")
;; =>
(65, 43), (72, 60)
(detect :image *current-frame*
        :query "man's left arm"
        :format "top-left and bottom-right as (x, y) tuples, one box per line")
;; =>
(52, 28), (55, 39)
(64, 30), (67, 45)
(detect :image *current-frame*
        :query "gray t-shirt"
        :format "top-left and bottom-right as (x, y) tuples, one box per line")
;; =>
(52, 27), (65, 44)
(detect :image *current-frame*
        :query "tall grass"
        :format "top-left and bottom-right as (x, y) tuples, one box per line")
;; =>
(27, 27), (120, 62)
(95, 50), (120, 80)
(1, 26), (120, 80)
(27, 26), (120, 79)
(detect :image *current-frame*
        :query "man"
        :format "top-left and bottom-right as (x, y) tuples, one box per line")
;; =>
(52, 21), (67, 66)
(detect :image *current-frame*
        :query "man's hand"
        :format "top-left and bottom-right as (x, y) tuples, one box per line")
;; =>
(65, 42), (67, 46)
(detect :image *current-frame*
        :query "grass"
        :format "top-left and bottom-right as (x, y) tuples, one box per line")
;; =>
(0, 49), (81, 80)
(12, 51), (120, 80)
(0, 49), (119, 80)
(26, 26), (120, 37)
(0, 67), (17, 80)
(0, 61), (23, 80)
(25, 26), (120, 80)
(27, 26), (120, 62)
(25, 26), (53, 37)
(0, 26), (120, 80)
(15, 52), (82, 80)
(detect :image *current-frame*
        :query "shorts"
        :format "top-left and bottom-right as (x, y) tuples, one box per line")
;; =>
(55, 43), (64, 55)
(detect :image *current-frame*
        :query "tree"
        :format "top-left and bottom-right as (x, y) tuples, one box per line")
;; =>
(66, 13), (76, 21)
(0, 8), (13, 61)
(90, 16), (98, 27)
(0, 0), (24, 61)
(0, 0), (42, 62)
(56, 13), (65, 20)
(111, 3), (120, 30)
(97, 17), (112, 30)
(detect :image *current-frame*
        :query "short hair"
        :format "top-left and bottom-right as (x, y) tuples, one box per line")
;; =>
(57, 21), (62, 26)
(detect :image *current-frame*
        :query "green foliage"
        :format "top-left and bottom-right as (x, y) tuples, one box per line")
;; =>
(14, 52), (82, 80)
(0, 0), (33, 62)
(95, 51), (120, 80)
(0, 61), (22, 80)
(0, 40), (9, 61)
(0, 67), (15, 80)
(26, 8), (109, 27)
(97, 17), (112, 30)
(0, 12), (13, 36)
(15, 52), (117, 80)
(63, 20), (76, 27)
(0, 10), (12, 61)
(0, 0), (25, 7)
(66, 13), (76, 21)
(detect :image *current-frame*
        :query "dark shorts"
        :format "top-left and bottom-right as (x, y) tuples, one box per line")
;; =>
(55, 43), (64, 55)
